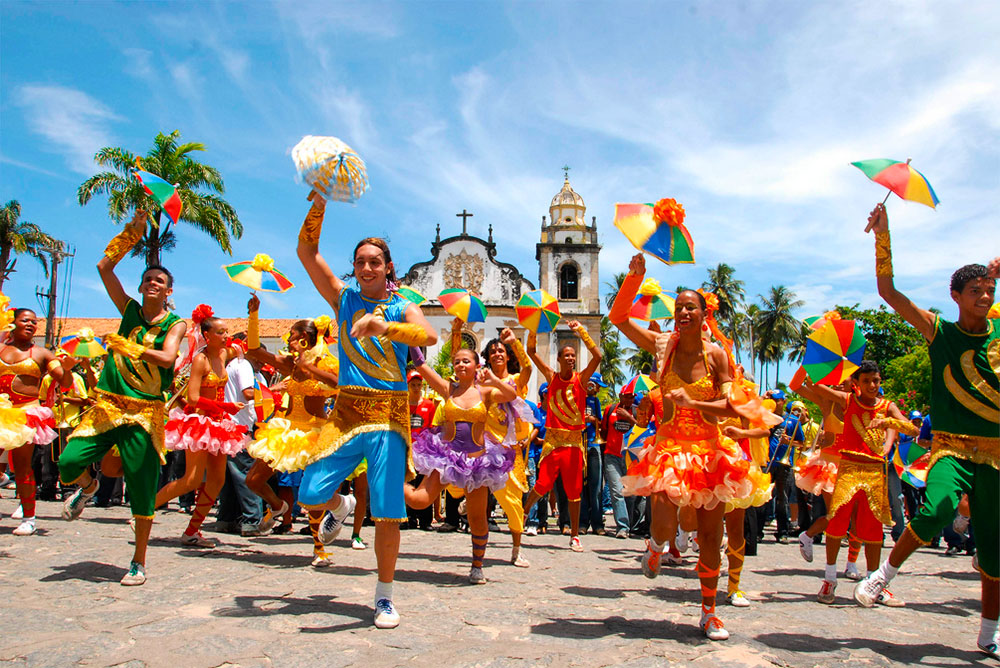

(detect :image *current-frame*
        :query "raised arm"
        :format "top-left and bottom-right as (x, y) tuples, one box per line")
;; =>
(296, 193), (346, 313)
(479, 367), (518, 405)
(106, 318), (186, 370)
(350, 302), (438, 348)
(867, 204), (935, 341)
(608, 254), (658, 354)
(803, 381), (850, 409)
(97, 210), (147, 315)
(244, 294), (294, 375)
(500, 328), (532, 390)
(412, 360), (451, 399)
(569, 320), (602, 385)
(526, 331), (554, 383)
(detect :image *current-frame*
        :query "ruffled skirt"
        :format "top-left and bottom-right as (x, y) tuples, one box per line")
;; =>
(412, 428), (514, 492)
(726, 462), (773, 511)
(246, 417), (323, 473)
(165, 408), (248, 456)
(0, 403), (56, 450)
(795, 450), (839, 496)
(623, 434), (754, 510)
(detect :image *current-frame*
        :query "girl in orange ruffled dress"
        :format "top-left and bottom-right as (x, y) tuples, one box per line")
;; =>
(609, 253), (756, 641)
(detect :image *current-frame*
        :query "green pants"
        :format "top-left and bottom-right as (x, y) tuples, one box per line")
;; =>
(908, 455), (998, 579)
(59, 424), (161, 518)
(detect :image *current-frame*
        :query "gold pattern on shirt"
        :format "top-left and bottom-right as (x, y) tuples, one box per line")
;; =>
(944, 363), (999, 423)
(550, 385), (582, 426)
(339, 308), (403, 382)
(112, 326), (161, 396)
(960, 349), (1000, 407)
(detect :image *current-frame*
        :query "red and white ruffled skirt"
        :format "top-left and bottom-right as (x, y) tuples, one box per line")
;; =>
(165, 408), (248, 456)
(795, 449), (839, 496)
(0, 400), (56, 450)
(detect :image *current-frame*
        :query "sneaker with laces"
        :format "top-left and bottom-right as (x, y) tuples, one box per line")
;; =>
(318, 495), (356, 545)
(62, 484), (96, 521)
(569, 536), (583, 552)
(11, 504), (23, 520)
(469, 566), (487, 584)
(817, 579), (837, 604)
(616, 529), (629, 539)
(180, 531), (216, 548)
(258, 500), (288, 535)
(876, 588), (905, 607)
(352, 536), (367, 550)
(799, 532), (814, 562)
(727, 591), (751, 607)
(701, 613), (729, 641)
(12, 519), (36, 536)
(844, 563), (864, 581)
(120, 561), (146, 586)
(511, 549), (530, 568)
(853, 572), (887, 608)
(641, 540), (663, 579)
(374, 598), (400, 629)
(311, 551), (333, 568)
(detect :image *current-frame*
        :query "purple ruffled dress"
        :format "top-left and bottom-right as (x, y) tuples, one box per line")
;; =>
(411, 420), (514, 492)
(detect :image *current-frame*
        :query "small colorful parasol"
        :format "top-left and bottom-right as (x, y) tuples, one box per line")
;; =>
(802, 319), (867, 385)
(516, 289), (561, 333)
(59, 328), (107, 358)
(622, 374), (658, 395)
(614, 198), (694, 265)
(893, 438), (930, 488)
(292, 135), (369, 203)
(223, 253), (294, 293)
(254, 383), (277, 424)
(438, 288), (487, 323)
(624, 422), (657, 464)
(133, 164), (183, 225)
(852, 158), (939, 210)
(802, 310), (842, 331)
(396, 286), (427, 305)
(630, 278), (675, 321)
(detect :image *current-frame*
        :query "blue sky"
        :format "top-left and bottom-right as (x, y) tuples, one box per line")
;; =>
(2, 2), (998, 347)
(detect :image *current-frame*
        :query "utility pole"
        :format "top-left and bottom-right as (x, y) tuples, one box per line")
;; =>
(35, 244), (74, 349)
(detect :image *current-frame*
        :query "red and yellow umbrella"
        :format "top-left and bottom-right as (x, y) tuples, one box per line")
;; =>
(630, 278), (675, 321)
(439, 288), (487, 323)
(516, 289), (561, 333)
(851, 158), (939, 209)
(622, 374), (658, 395)
(802, 319), (867, 385)
(223, 254), (294, 293)
(60, 328), (107, 358)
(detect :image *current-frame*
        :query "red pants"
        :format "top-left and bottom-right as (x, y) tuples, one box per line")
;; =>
(533, 447), (583, 501)
(825, 490), (884, 543)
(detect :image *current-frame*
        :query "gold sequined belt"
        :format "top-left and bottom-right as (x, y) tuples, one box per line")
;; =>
(930, 431), (1000, 471)
(334, 386), (409, 429)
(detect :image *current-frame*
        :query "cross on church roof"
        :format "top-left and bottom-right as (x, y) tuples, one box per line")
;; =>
(457, 208), (473, 235)
(562, 165), (571, 180)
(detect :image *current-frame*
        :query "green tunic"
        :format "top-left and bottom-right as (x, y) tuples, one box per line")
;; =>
(98, 299), (181, 401)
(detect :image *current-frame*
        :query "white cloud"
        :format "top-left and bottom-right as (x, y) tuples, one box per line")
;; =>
(16, 85), (122, 175)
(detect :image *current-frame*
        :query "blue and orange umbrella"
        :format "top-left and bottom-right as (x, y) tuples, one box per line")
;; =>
(223, 254), (294, 293)
(802, 319), (866, 385)
(624, 422), (656, 464)
(439, 288), (487, 323)
(893, 438), (929, 489)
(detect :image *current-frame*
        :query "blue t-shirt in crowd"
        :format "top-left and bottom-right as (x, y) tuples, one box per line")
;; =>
(528, 401), (546, 458)
(584, 395), (602, 448)
(918, 416), (932, 442)
(769, 414), (804, 464)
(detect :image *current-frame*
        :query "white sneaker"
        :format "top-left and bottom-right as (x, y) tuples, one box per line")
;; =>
(311, 551), (333, 568)
(844, 563), (864, 581)
(62, 484), (96, 521)
(11, 504), (23, 520)
(374, 598), (400, 629)
(469, 566), (487, 584)
(799, 533), (814, 562)
(12, 519), (35, 536)
(569, 536), (583, 552)
(259, 500), (289, 535)
(701, 613), (729, 641)
(120, 561), (146, 586)
(524, 526), (538, 536)
(727, 590), (751, 607)
(352, 536), (367, 550)
(854, 572), (888, 608)
(180, 531), (216, 548)
(818, 579), (837, 604)
(676, 529), (690, 553)
(318, 494), (356, 545)
(511, 549), (530, 568)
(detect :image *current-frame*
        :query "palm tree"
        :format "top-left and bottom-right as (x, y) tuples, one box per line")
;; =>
(626, 347), (655, 376)
(756, 285), (804, 388)
(0, 200), (63, 291)
(786, 321), (812, 366)
(741, 303), (761, 381)
(604, 272), (627, 311)
(701, 263), (745, 325)
(599, 317), (627, 389)
(77, 130), (242, 266)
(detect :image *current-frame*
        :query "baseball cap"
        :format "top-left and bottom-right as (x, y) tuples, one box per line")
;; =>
(588, 373), (608, 388)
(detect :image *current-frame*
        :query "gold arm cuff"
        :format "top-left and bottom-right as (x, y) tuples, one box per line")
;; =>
(574, 325), (596, 349)
(720, 381), (733, 399)
(511, 338), (531, 369)
(451, 322), (463, 353)
(875, 231), (893, 277)
(105, 333), (147, 360)
(46, 359), (61, 371)
(103, 224), (143, 263)
(882, 417), (919, 437)
(248, 310), (260, 350)
(298, 202), (325, 245)
(386, 322), (430, 346)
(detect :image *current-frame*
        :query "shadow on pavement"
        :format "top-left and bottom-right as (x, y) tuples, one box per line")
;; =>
(41, 560), (122, 583)
(754, 631), (991, 667)
(531, 615), (698, 643)
(174, 547), (310, 569)
(562, 585), (628, 599)
(214, 593), (371, 633)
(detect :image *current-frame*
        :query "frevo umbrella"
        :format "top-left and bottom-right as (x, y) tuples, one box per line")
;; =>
(396, 286), (426, 305)
(630, 278), (675, 321)
(622, 374), (658, 395)
(852, 158), (939, 210)
(438, 288), (487, 323)
(802, 319), (867, 385)
(894, 439), (930, 489)
(60, 328), (107, 358)
(516, 289), (561, 333)
(223, 254), (294, 293)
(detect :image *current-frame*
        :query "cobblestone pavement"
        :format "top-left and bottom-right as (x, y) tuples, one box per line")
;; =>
(0, 498), (989, 668)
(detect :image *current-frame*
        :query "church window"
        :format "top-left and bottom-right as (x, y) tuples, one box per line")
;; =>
(559, 263), (579, 300)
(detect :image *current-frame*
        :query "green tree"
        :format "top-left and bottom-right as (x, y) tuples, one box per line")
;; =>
(77, 130), (242, 267)
(702, 262), (745, 325)
(626, 347), (655, 376)
(881, 345), (931, 412)
(834, 304), (926, 370)
(599, 316), (627, 389)
(756, 285), (804, 387)
(786, 321), (812, 365)
(0, 200), (63, 291)
(604, 272), (627, 311)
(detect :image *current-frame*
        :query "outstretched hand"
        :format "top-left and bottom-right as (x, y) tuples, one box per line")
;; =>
(865, 203), (888, 234)
(248, 293), (260, 313)
(351, 313), (388, 339)
(628, 253), (646, 276)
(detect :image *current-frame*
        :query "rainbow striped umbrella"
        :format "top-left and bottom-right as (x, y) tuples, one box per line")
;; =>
(803, 319), (866, 385)
(630, 278), (675, 321)
(516, 289), (561, 333)
(133, 167), (182, 225)
(223, 254), (294, 293)
(614, 198), (694, 265)
(622, 374), (658, 395)
(60, 328), (107, 358)
(851, 158), (939, 209)
(438, 288), (487, 323)
(803, 310), (842, 331)
(893, 438), (929, 489)
(396, 286), (426, 305)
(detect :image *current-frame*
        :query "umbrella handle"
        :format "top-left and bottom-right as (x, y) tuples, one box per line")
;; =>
(880, 191), (892, 205)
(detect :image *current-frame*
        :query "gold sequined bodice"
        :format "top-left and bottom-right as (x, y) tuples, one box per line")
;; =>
(658, 347), (720, 441)
(0, 352), (41, 379)
(444, 398), (488, 424)
(287, 375), (337, 398)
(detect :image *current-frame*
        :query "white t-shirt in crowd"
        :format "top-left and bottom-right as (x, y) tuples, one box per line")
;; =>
(225, 357), (256, 429)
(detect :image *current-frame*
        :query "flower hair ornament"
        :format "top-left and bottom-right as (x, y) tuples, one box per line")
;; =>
(174, 304), (214, 372)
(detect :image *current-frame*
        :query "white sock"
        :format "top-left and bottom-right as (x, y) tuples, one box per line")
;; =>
(649, 536), (666, 552)
(877, 559), (899, 582)
(375, 580), (393, 605)
(980, 617), (999, 648)
(824, 564), (837, 582)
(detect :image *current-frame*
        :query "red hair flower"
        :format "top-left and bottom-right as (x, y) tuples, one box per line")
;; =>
(697, 289), (720, 314)
(191, 304), (214, 324)
(653, 198), (685, 227)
